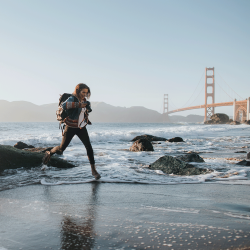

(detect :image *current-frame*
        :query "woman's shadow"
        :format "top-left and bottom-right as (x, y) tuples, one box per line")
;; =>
(60, 182), (100, 250)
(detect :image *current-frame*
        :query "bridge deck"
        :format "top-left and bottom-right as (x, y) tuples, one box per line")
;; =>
(167, 100), (247, 115)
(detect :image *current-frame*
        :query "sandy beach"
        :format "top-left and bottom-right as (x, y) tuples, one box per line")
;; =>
(0, 182), (250, 250)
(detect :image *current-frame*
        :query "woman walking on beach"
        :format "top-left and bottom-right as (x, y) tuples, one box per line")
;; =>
(43, 83), (101, 180)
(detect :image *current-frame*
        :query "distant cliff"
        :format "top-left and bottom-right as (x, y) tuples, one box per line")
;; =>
(0, 100), (204, 123)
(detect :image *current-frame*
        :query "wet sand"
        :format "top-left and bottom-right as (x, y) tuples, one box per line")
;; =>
(0, 182), (250, 250)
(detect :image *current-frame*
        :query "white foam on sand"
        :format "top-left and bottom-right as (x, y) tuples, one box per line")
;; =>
(224, 212), (250, 220)
(40, 177), (203, 186)
(141, 205), (200, 214)
(40, 166), (250, 186)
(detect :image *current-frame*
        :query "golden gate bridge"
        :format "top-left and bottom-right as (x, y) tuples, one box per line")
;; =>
(163, 67), (250, 122)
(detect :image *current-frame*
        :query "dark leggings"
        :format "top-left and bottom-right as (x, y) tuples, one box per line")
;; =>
(50, 126), (95, 165)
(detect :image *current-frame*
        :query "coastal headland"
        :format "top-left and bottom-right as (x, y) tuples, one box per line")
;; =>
(0, 100), (204, 123)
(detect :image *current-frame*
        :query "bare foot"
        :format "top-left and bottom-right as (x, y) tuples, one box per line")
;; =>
(91, 164), (101, 180)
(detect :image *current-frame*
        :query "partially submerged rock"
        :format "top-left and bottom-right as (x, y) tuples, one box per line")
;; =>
(176, 153), (204, 163)
(14, 141), (35, 149)
(229, 121), (241, 125)
(236, 160), (250, 166)
(167, 137), (184, 143)
(247, 152), (250, 159)
(149, 155), (211, 175)
(24, 147), (54, 153)
(0, 145), (76, 172)
(244, 120), (250, 125)
(130, 139), (154, 152)
(132, 134), (167, 142)
(204, 113), (229, 124)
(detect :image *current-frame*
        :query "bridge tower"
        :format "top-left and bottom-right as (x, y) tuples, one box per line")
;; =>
(204, 67), (215, 121)
(163, 94), (168, 114)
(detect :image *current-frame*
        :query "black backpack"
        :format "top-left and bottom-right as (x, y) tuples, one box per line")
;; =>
(56, 93), (73, 123)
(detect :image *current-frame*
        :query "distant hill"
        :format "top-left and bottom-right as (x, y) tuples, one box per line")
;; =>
(0, 100), (204, 123)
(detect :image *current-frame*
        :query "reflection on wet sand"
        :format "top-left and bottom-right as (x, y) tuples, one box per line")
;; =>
(60, 182), (100, 250)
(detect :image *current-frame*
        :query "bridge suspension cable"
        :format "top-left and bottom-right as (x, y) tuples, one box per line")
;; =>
(217, 72), (243, 100)
(178, 70), (205, 109)
(186, 84), (205, 107)
(169, 99), (178, 110)
(216, 80), (234, 101)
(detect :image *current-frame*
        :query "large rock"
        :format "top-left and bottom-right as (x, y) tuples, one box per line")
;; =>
(229, 121), (241, 125)
(130, 139), (154, 152)
(247, 152), (250, 159)
(23, 147), (54, 153)
(176, 153), (204, 163)
(132, 134), (167, 142)
(236, 160), (250, 166)
(168, 137), (184, 142)
(243, 120), (250, 125)
(149, 155), (211, 175)
(0, 145), (76, 172)
(14, 141), (35, 149)
(204, 113), (229, 124)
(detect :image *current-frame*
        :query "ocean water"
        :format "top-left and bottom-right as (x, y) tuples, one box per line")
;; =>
(0, 122), (250, 191)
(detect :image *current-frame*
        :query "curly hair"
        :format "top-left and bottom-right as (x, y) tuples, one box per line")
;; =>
(72, 83), (91, 100)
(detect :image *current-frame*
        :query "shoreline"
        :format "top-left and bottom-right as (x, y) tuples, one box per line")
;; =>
(1, 183), (250, 249)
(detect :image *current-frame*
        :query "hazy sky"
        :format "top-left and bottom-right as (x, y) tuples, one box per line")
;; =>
(1, 0), (249, 116)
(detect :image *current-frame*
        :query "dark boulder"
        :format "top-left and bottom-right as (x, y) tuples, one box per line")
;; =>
(168, 137), (184, 142)
(130, 139), (154, 152)
(247, 152), (250, 159)
(132, 134), (167, 142)
(14, 141), (35, 149)
(204, 113), (229, 124)
(0, 145), (76, 172)
(204, 120), (213, 124)
(176, 153), (204, 163)
(234, 151), (247, 153)
(149, 155), (211, 175)
(236, 160), (250, 166)
(23, 147), (54, 153)
(243, 120), (250, 125)
(230, 121), (241, 125)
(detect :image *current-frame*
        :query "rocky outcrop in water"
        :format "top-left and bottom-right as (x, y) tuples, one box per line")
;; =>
(228, 120), (250, 125)
(24, 147), (54, 153)
(131, 135), (184, 143)
(167, 137), (184, 143)
(0, 145), (76, 172)
(130, 139), (154, 152)
(247, 152), (250, 159)
(176, 153), (204, 163)
(243, 120), (250, 125)
(14, 141), (35, 149)
(13, 142), (54, 153)
(229, 121), (241, 125)
(204, 113), (229, 124)
(149, 155), (211, 175)
(236, 160), (250, 166)
(132, 134), (167, 142)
